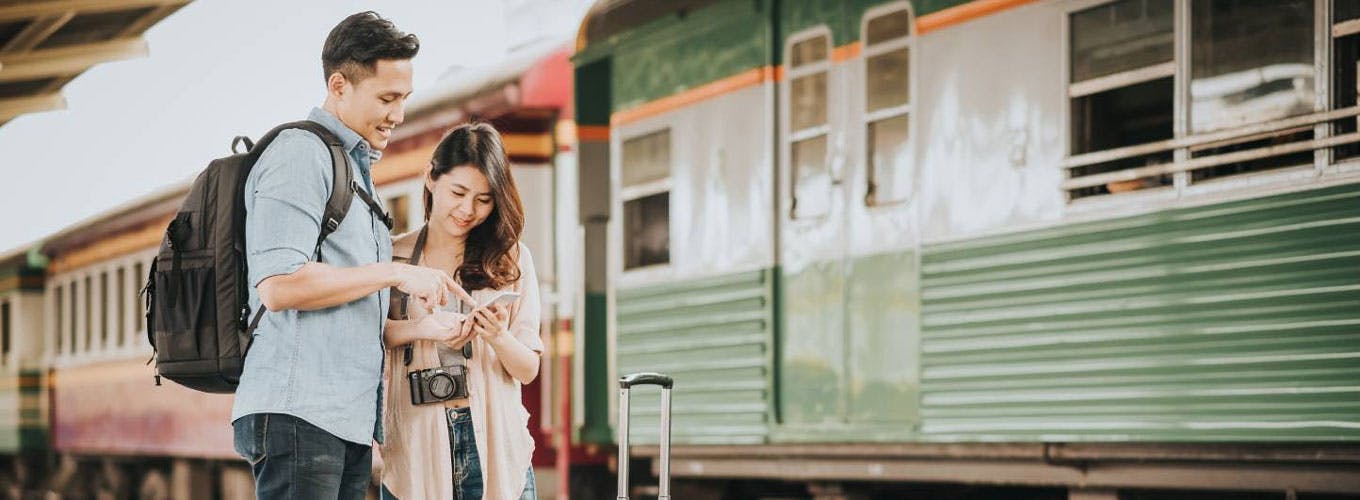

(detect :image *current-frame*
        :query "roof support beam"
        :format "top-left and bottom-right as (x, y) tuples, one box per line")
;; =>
(0, 93), (67, 122)
(0, 0), (188, 23)
(0, 12), (76, 54)
(0, 38), (148, 83)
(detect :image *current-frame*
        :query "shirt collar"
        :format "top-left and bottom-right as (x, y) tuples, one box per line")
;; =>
(308, 107), (382, 163)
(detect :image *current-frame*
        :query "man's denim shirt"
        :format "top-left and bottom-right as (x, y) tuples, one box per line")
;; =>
(230, 108), (392, 445)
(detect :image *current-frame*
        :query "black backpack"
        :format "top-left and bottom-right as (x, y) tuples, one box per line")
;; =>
(143, 121), (392, 393)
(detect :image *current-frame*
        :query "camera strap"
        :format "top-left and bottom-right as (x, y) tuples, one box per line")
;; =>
(401, 225), (473, 366)
(402, 226), (431, 367)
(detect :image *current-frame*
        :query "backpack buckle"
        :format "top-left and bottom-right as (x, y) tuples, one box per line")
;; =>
(324, 217), (340, 232)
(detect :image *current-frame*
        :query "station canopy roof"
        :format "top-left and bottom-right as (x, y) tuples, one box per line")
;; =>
(0, 0), (189, 127)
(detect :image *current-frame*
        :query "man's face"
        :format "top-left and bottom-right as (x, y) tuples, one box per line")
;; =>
(332, 58), (413, 151)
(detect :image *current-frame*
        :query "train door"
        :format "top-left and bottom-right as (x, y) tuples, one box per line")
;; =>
(840, 2), (919, 432)
(778, 21), (850, 429)
(778, 1), (919, 437)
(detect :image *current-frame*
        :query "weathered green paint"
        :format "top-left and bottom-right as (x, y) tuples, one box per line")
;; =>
(920, 184), (1360, 442)
(779, 0), (866, 47)
(611, 0), (769, 113)
(616, 270), (775, 445)
(778, 260), (846, 425)
(575, 0), (982, 116)
(775, 252), (921, 442)
(845, 251), (920, 424)
(580, 292), (613, 444)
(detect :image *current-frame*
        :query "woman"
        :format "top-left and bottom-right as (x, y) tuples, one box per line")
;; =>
(379, 123), (542, 500)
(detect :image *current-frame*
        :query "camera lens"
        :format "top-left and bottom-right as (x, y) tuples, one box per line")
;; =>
(429, 372), (457, 399)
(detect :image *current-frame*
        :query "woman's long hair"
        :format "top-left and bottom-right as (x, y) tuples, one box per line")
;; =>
(424, 122), (524, 291)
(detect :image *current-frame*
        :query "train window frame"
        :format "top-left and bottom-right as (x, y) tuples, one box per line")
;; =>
(1063, 0), (1177, 202)
(115, 266), (125, 348)
(69, 277), (79, 356)
(132, 261), (145, 338)
(860, 2), (916, 208)
(53, 284), (63, 356)
(784, 26), (834, 220)
(1331, 0), (1360, 164)
(83, 275), (92, 353)
(619, 127), (673, 272)
(1063, 0), (1358, 207)
(99, 271), (109, 349)
(2, 299), (11, 365)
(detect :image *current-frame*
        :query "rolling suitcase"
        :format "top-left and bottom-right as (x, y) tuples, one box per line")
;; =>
(617, 372), (673, 500)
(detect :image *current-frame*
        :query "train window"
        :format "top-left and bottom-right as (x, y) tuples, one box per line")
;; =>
(55, 285), (64, 354)
(1337, 0), (1360, 24)
(386, 194), (409, 235)
(1067, 0), (1174, 199)
(99, 271), (109, 348)
(1188, 0), (1316, 181)
(133, 262), (144, 334)
(787, 30), (832, 218)
(791, 73), (828, 132)
(84, 275), (92, 352)
(1190, 0), (1314, 134)
(116, 267), (126, 347)
(623, 192), (670, 270)
(868, 115), (911, 205)
(621, 129), (670, 188)
(792, 135), (831, 217)
(866, 8), (911, 45)
(1334, 2), (1360, 161)
(69, 280), (77, 354)
(2, 300), (11, 361)
(1069, 0), (1173, 84)
(866, 43), (909, 115)
(622, 129), (671, 270)
(864, 5), (913, 206)
(790, 36), (828, 67)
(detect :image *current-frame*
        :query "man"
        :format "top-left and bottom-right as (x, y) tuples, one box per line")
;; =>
(230, 11), (470, 499)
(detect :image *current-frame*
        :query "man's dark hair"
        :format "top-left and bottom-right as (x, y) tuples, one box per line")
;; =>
(321, 11), (420, 83)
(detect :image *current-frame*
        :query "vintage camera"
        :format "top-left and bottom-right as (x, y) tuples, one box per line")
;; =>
(408, 364), (469, 405)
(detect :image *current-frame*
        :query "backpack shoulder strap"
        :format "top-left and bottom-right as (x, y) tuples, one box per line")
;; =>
(241, 120), (355, 335)
(279, 121), (354, 262)
(248, 120), (355, 262)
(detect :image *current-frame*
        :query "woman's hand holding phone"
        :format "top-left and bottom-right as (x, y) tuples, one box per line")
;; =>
(470, 304), (509, 341)
(413, 310), (477, 348)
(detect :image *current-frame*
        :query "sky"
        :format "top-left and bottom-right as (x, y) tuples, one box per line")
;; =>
(0, 0), (573, 254)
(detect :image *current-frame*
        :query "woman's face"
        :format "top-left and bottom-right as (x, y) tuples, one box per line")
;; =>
(426, 165), (495, 239)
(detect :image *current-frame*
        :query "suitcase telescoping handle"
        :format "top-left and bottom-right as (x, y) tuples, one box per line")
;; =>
(617, 372), (673, 500)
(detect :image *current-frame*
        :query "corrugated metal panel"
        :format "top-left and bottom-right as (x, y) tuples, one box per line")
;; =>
(616, 270), (774, 444)
(920, 184), (1360, 442)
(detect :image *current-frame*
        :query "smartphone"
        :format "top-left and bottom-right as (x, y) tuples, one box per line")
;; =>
(479, 291), (521, 309)
(443, 291), (519, 314)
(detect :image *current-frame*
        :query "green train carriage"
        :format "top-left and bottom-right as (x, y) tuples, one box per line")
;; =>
(0, 247), (49, 491)
(573, 0), (1360, 496)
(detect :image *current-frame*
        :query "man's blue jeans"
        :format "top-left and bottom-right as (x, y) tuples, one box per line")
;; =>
(233, 413), (372, 500)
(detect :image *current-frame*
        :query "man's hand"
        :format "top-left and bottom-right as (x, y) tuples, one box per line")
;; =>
(391, 263), (474, 313)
